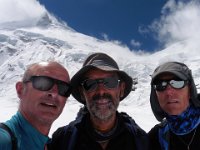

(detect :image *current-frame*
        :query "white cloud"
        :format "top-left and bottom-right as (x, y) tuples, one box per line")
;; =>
(101, 33), (109, 41)
(100, 32), (129, 48)
(151, 0), (200, 47)
(130, 39), (141, 48)
(0, 0), (46, 23)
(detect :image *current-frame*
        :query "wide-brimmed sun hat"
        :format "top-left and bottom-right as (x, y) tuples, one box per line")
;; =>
(71, 52), (133, 104)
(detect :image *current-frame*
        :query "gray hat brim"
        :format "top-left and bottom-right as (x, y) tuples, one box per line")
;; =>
(151, 70), (188, 83)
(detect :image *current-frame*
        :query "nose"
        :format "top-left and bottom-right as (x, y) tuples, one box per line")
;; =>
(164, 84), (175, 94)
(47, 84), (59, 98)
(95, 82), (107, 94)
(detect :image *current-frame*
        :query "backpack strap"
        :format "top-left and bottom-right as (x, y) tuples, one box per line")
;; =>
(0, 123), (17, 150)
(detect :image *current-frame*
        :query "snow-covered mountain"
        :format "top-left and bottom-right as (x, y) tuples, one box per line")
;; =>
(0, 0), (200, 136)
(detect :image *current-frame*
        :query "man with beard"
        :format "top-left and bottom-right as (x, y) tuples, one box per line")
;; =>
(48, 53), (149, 150)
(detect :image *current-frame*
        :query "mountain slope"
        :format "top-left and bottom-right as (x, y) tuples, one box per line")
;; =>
(0, 12), (200, 135)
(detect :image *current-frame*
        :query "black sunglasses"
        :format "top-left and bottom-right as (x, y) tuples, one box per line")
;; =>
(81, 77), (120, 92)
(153, 79), (188, 92)
(24, 76), (71, 97)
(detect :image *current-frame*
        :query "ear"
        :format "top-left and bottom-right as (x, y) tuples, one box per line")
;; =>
(119, 82), (125, 98)
(16, 82), (24, 98)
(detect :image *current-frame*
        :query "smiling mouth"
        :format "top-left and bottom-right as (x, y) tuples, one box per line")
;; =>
(41, 102), (57, 108)
(167, 100), (179, 104)
(96, 99), (111, 104)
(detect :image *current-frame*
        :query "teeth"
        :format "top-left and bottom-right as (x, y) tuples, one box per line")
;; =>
(43, 103), (55, 107)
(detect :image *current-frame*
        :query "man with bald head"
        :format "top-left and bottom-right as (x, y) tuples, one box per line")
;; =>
(0, 61), (71, 150)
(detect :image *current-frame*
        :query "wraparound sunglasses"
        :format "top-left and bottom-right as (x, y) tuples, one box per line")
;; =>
(81, 77), (120, 92)
(153, 79), (188, 92)
(24, 76), (71, 97)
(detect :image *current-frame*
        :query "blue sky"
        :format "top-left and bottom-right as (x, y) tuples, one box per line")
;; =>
(38, 0), (168, 52)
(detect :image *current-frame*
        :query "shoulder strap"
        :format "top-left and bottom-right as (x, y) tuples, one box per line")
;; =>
(0, 123), (17, 150)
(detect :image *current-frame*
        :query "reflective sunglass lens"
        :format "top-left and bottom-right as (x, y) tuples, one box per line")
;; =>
(57, 82), (71, 97)
(104, 78), (119, 88)
(154, 84), (166, 91)
(82, 79), (97, 91)
(170, 80), (185, 88)
(32, 76), (54, 91)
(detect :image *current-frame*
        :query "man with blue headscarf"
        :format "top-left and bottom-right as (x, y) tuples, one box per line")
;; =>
(148, 61), (200, 150)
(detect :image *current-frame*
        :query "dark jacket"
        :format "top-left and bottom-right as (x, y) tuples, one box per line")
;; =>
(148, 121), (200, 150)
(48, 108), (149, 150)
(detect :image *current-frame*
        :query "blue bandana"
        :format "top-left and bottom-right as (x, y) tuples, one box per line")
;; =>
(159, 105), (200, 150)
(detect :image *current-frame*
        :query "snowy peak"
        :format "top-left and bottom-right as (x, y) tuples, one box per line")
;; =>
(0, 1), (200, 109)
(0, 12), (67, 30)
(36, 13), (53, 27)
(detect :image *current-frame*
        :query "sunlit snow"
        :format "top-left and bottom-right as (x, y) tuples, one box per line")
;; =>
(0, 0), (200, 137)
